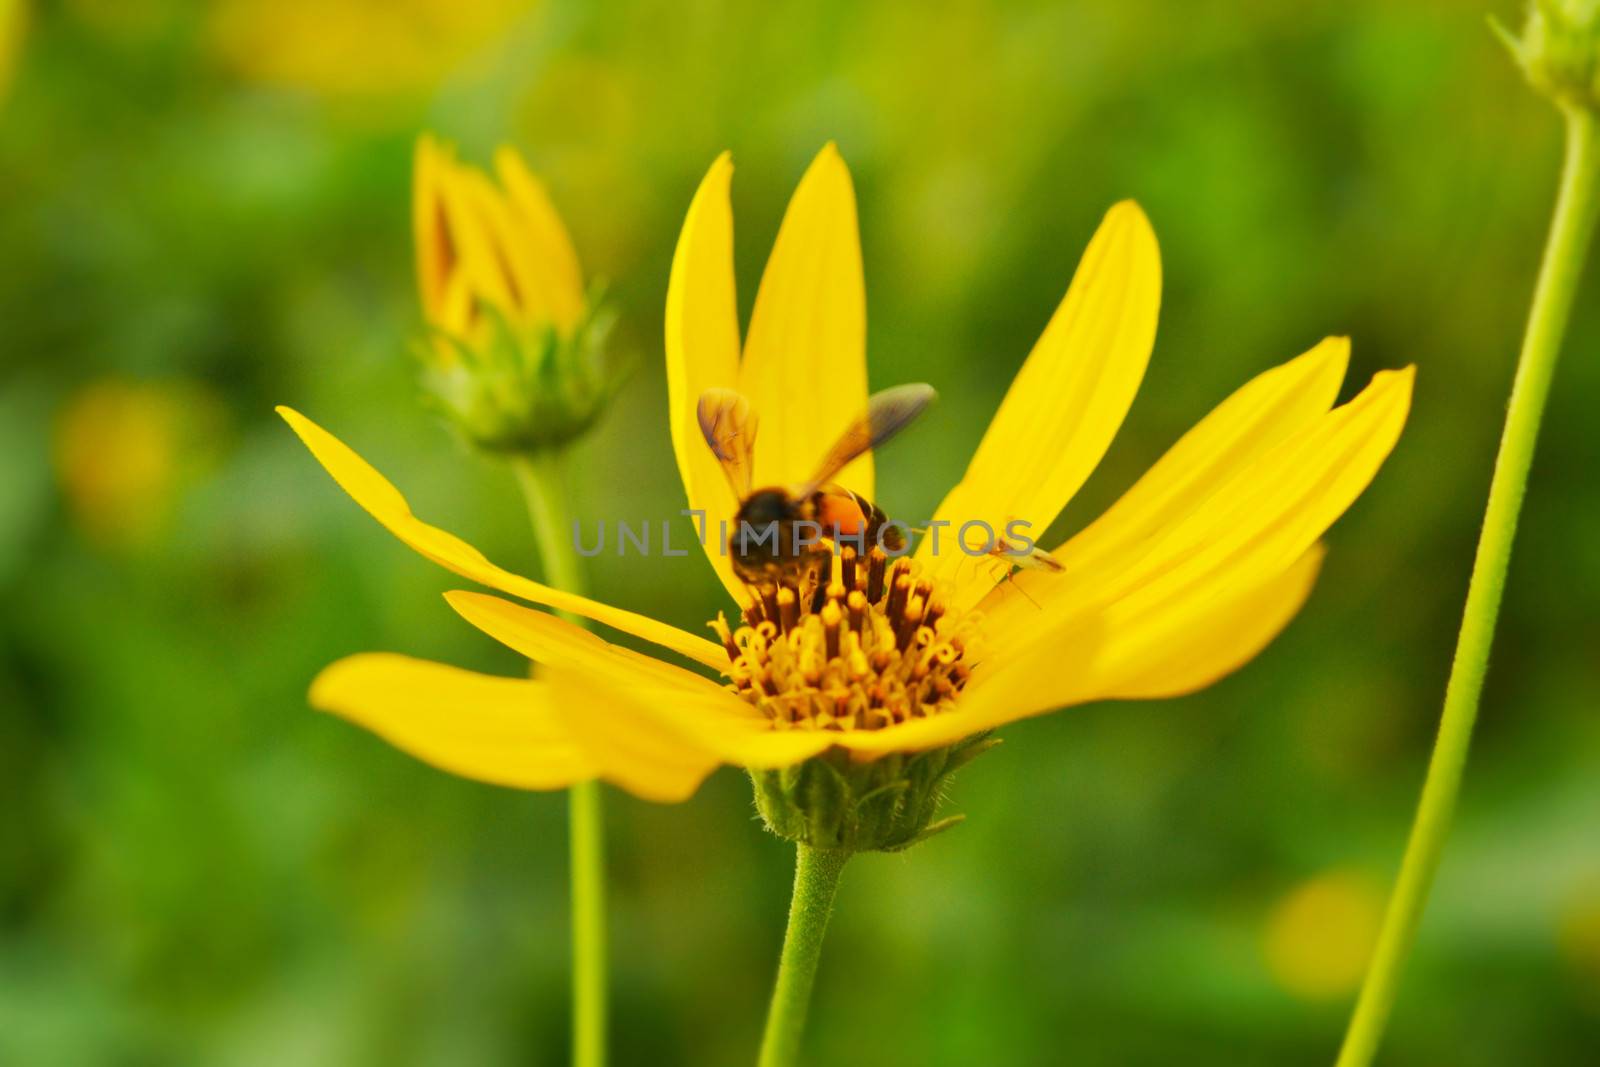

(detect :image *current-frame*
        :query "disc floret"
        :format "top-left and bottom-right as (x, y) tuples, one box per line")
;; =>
(712, 545), (994, 851)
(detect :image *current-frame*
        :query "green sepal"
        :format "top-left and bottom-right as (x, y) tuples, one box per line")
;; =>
(415, 282), (630, 456)
(883, 814), (966, 853)
(749, 730), (995, 853)
(1499, 0), (1600, 114)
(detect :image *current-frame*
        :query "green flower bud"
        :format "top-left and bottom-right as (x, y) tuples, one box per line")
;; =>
(1497, 0), (1600, 112)
(418, 296), (627, 455)
(412, 134), (626, 455)
(750, 735), (998, 853)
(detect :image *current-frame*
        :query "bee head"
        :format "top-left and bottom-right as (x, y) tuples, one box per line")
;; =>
(732, 488), (803, 564)
(739, 489), (795, 526)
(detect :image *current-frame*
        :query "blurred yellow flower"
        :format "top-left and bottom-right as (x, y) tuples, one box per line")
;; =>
(1263, 869), (1385, 1000)
(0, 0), (24, 103)
(413, 133), (585, 344)
(1557, 879), (1600, 983)
(207, 0), (529, 98)
(54, 379), (214, 548)
(282, 145), (1414, 820)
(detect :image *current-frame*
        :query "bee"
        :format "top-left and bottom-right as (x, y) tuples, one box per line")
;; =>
(696, 383), (936, 587)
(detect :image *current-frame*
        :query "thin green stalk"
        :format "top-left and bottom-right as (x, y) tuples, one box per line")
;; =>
(1336, 106), (1600, 1067)
(512, 451), (608, 1067)
(757, 846), (850, 1067)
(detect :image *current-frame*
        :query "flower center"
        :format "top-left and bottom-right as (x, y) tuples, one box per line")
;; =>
(712, 546), (977, 730)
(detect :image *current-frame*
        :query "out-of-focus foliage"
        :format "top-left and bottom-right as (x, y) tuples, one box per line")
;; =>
(2, 1), (1597, 1064)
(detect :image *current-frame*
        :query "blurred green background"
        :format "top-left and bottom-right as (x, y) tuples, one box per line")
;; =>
(3, 0), (1598, 1063)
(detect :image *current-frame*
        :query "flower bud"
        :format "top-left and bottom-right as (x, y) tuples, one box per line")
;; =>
(411, 135), (625, 454)
(750, 735), (997, 853)
(1497, 0), (1600, 113)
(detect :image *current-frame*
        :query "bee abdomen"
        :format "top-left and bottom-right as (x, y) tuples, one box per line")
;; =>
(856, 494), (903, 552)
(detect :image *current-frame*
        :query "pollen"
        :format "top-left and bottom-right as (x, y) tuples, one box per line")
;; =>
(711, 546), (978, 731)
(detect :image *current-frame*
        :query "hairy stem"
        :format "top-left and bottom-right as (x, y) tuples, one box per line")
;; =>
(757, 846), (850, 1067)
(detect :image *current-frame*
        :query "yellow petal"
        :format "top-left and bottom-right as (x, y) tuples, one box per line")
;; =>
(494, 145), (585, 332)
(1098, 543), (1326, 699)
(434, 155), (516, 322)
(738, 143), (871, 495)
(1060, 337), (1348, 576)
(957, 366), (1412, 731)
(278, 407), (726, 669)
(547, 661), (833, 795)
(704, 724), (837, 769)
(547, 677), (719, 802)
(942, 545), (1324, 734)
(844, 547), (1319, 756)
(664, 152), (747, 604)
(444, 590), (734, 695)
(437, 271), (476, 338)
(1094, 366), (1413, 612)
(813, 615), (1109, 761)
(412, 134), (455, 322)
(310, 653), (593, 790)
(983, 365), (1412, 649)
(979, 337), (1349, 638)
(826, 707), (1010, 760)
(842, 365), (1409, 758)
(917, 201), (1162, 612)
(459, 168), (543, 324)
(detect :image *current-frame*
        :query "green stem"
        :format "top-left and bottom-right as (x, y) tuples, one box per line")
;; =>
(512, 451), (608, 1067)
(1335, 106), (1600, 1067)
(757, 846), (850, 1067)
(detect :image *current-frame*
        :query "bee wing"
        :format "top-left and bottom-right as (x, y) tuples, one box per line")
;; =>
(696, 388), (758, 499)
(797, 383), (936, 496)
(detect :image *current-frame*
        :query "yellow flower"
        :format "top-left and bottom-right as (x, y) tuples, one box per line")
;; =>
(206, 0), (528, 99)
(56, 379), (219, 548)
(281, 145), (1414, 817)
(1558, 880), (1600, 984)
(1262, 869), (1384, 1000)
(411, 134), (616, 454)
